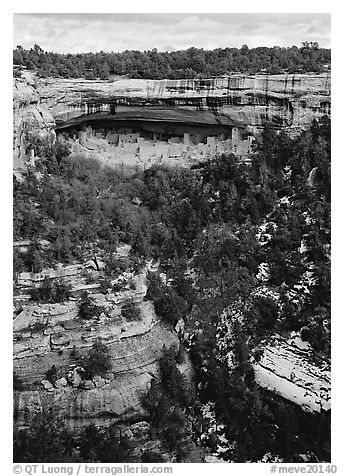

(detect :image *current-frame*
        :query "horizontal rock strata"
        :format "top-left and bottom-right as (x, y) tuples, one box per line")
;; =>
(14, 319), (180, 429)
(38, 74), (331, 129)
(253, 334), (330, 413)
(13, 257), (189, 429)
(13, 72), (331, 163)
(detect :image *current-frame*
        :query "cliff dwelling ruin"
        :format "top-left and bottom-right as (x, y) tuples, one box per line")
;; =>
(55, 120), (255, 169)
(13, 72), (331, 172)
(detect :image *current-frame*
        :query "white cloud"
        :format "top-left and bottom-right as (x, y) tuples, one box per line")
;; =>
(174, 16), (223, 33)
(13, 13), (331, 53)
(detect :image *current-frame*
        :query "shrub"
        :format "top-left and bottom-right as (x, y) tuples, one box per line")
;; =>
(112, 281), (125, 293)
(250, 294), (279, 333)
(154, 289), (187, 326)
(83, 340), (112, 378)
(31, 277), (71, 303)
(83, 271), (96, 284)
(159, 347), (193, 407)
(300, 322), (328, 352)
(146, 272), (187, 325)
(25, 134), (71, 171)
(45, 365), (58, 385)
(78, 422), (130, 463)
(175, 343), (186, 364)
(141, 450), (166, 463)
(142, 347), (194, 461)
(53, 279), (72, 302)
(13, 250), (24, 279)
(98, 278), (112, 294)
(128, 279), (136, 290)
(31, 276), (52, 301)
(78, 292), (103, 320)
(121, 300), (141, 321)
(30, 321), (46, 333)
(13, 408), (75, 463)
(26, 248), (44, 273)
(104, 256), (128, 278)
(145, 272), (165, 301)
(13, 372), (23, 391)
(70, 345), (81, 361)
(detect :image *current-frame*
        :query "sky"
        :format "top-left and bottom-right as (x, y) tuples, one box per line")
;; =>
(13, 13), (331, 54)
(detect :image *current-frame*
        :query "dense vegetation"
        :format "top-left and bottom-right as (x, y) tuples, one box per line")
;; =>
(13, 42), (330, 79)
(30, 276), (71, 303)
(13, 116), (330, 462)
(14, 409), (131, 462)
(83, 340), (112, 378)
(13, 349), (194, 463)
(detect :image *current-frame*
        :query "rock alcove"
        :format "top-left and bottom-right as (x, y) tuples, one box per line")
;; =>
(55, 118), (254, 168)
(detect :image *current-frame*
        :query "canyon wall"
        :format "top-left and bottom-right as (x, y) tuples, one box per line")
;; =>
(13, 253), (192, 430)
(13, 74), (55, 165)
(13, 72), (331, 164)
(13, 72), (331, 428)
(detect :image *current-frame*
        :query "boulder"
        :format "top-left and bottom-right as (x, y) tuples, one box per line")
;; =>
(67, 367), (83, 388)
(62, 320), (81, 331)
(93, 376), (106, 388)
(107, 306), (121, 319)
(55, 377), (68, 389)
(41, 379), (54, 391)
(80, 380), (95, 390)
(121, 427), (134, 439)
(307, 167), (318, 187)
(175, 318), (185, 334)
(44, 324), (64, 336)
(50, 332), (71, 347)
(13, 307), (36, 332)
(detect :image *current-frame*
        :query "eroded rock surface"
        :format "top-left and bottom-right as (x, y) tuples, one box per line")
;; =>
(253, 334), (331, 413)
(13, 72), (331, 163)
(13, 258), (189, 429)
(13, 73), (55, 167)
(38, 74), (331, 130)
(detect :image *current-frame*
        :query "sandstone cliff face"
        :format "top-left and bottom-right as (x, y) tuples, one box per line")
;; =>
(214, 295), (330, 415)
(13, 258), (192, 429)
(13, 72), (331, 162)
(38, 74), (331, 129)
(13, 72), (331, 428)
(14, 319), (180, 429)
(253, 334), (330, 413)
(13, 73), (55, 166)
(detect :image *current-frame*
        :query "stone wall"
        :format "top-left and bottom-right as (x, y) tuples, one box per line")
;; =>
(63, 121), (249, 169)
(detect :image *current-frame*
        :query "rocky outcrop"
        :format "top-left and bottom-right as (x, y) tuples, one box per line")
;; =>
(217, 299), (330, 414)
(253, 334), (331, 413)
(13, 72), (55, 167)
(13, 72), (331, 162)
(38, 74), (331, 130)
(14, 318), (180, 429)
(13, 258), (192, 429)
